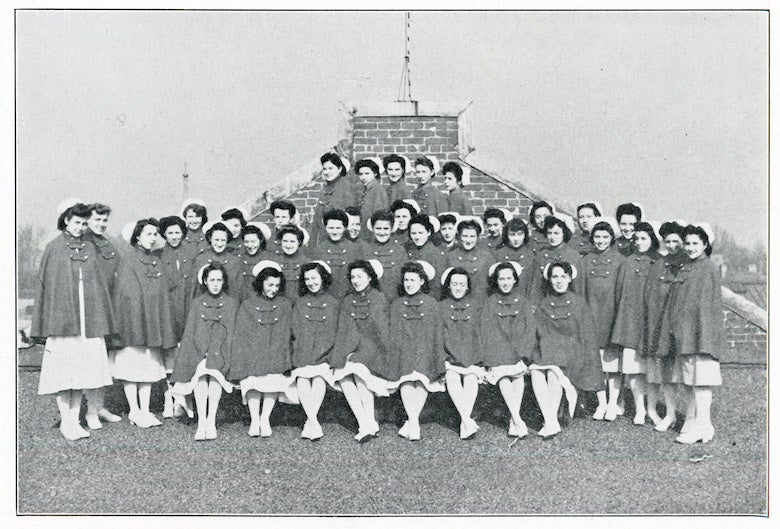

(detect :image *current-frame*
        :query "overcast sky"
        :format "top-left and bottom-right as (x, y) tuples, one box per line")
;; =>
(15, 9), (768, 247)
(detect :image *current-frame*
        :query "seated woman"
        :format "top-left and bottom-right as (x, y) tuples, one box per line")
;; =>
(530, 261), (603, 439)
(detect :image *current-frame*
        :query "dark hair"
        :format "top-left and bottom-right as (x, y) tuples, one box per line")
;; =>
(278, 225), (305, 245)
(270, 200), (296, 217)
(577, 202), (601, 218)
(633, 221), (660, 251)
(483, 208), (505, 224)
(500, 218), (530, 247)
(323, 209), (349, 227)
(589, 220), (617, 245)
(345, 206), (361, 218)
(409, 214), (434, 234)
(252, 266), (286, 297)
(298, 261), (333, 297)
(414, 157), (435, 172)
(438, 213), (458, 226)
(659, 221), (685, 240)
(529, 201), (554, 229)
(488, 261), (519, 295)
(382, 154), (406, 174)
(682, 225), (713, 256)
(457, 218), (482, 237)
(347, 260), (380, 291)
(397, 261), (431, 296)
(205, 221), (234, 244)
(221, 208), (247, 227)
(544, 261), (575, 294)
(543, 216), (572, 243)
(199, 262), (229, 294)
(159, 216), (187, 238)
(441, 267), (471, 300)
(320, 152), (347, 177)
(88, 203), (112, 217)
(130, 218), (160, 247)
(182, 203), (208, 225)
(57, 203), (91, 231)
(390, 199), (416, 215)
(241, 224), (268, 251)
(370, 210), (394, 229)
(355, 158), (380, 178)
(442, 161), (463, 184)
(616, 203), (642, 223)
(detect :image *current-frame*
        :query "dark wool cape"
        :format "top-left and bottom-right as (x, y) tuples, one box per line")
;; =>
(610, 250), (661, 352)
(387, 293), (445, 382)
(578, 246), (625, 348)
(291, 292), (340, 368)
(171, 292), (238, 383)
(112, 246), (177, 349)
(480, 291), (537, 368)
(439, 296), (484, 367)
(228, 294), (293, 379)
(31, 232), (116, 342)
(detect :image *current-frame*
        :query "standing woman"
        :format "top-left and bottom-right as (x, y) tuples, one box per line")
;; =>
(356, 158), (390, 228)
(578, 218), (626, 421)
(331, 259), (392, 442)
(364, 210), (406, 302)
(446, 218), (493, 299)
(405, 214), (447, 299)
(389, 199), (420, 246)
(529, 214), (580, 305)
(170, 263), (237, 440)
(571, 201), (602, 256)
(220, 207), (249, 254)
(527, 201), (555, 251)
(188, 221), (241, 302)
(494, 218), (535, 298)
(110, 218), (176, 428)
(181, 199), (210, 259)
(273, 225), (312, 302)
(313, 153), (360, 246)
(667, 224), (723, 444)
(291, 261), (339, 440)
(480, 261), (536, 438)
(615, 202), (643, 257)
(82, 203), (123, 427)
(383, 154), (413, 204)
(235, 222), (271, 301)
(531, 262), (603, 438)
(313, 209), (363, 299)
(229, 261), (295, 437)
(437, 212), (461, 250)
(439, 267), (485, 439)
(411, 156), (445, 216)
(32, 200), (116, 440)
(388, 261), (446, 441)
(158, 215), (194, 418)
(610, 221), (661, 425)
(643, 221), (688, 431)
(481, 208), (510, 252)
(442, 162), (473, 215)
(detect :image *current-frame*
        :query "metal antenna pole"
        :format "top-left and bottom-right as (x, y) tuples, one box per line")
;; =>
(397, 12), (413, 102)
(182, 163), (189, 201)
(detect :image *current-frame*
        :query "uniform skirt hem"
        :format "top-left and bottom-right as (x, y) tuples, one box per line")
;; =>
(445, 361), (486, 382)
(332, 360), (392, 397)
(171, 359), (234, 396)
(240, 375), (298, 404)
(38, 336), (113, 395)
(109, 346), (167, 383)
(485, 361), (527, 385)
(388, 372), (446, 393)
(291, 363), (336, 387)
(670, 354), (722, 387)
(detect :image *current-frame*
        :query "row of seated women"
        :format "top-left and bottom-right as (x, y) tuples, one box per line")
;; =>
(32, 196), (722, 446)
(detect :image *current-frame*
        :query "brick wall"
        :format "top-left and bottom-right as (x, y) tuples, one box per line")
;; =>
(253, 114), (534, 226)
(722, 309), (767, 363)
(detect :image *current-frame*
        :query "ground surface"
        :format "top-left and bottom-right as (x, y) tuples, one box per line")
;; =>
(17, 366), (766, 515)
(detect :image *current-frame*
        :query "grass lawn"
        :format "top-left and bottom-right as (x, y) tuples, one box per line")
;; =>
(16, 366), (766, 515)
